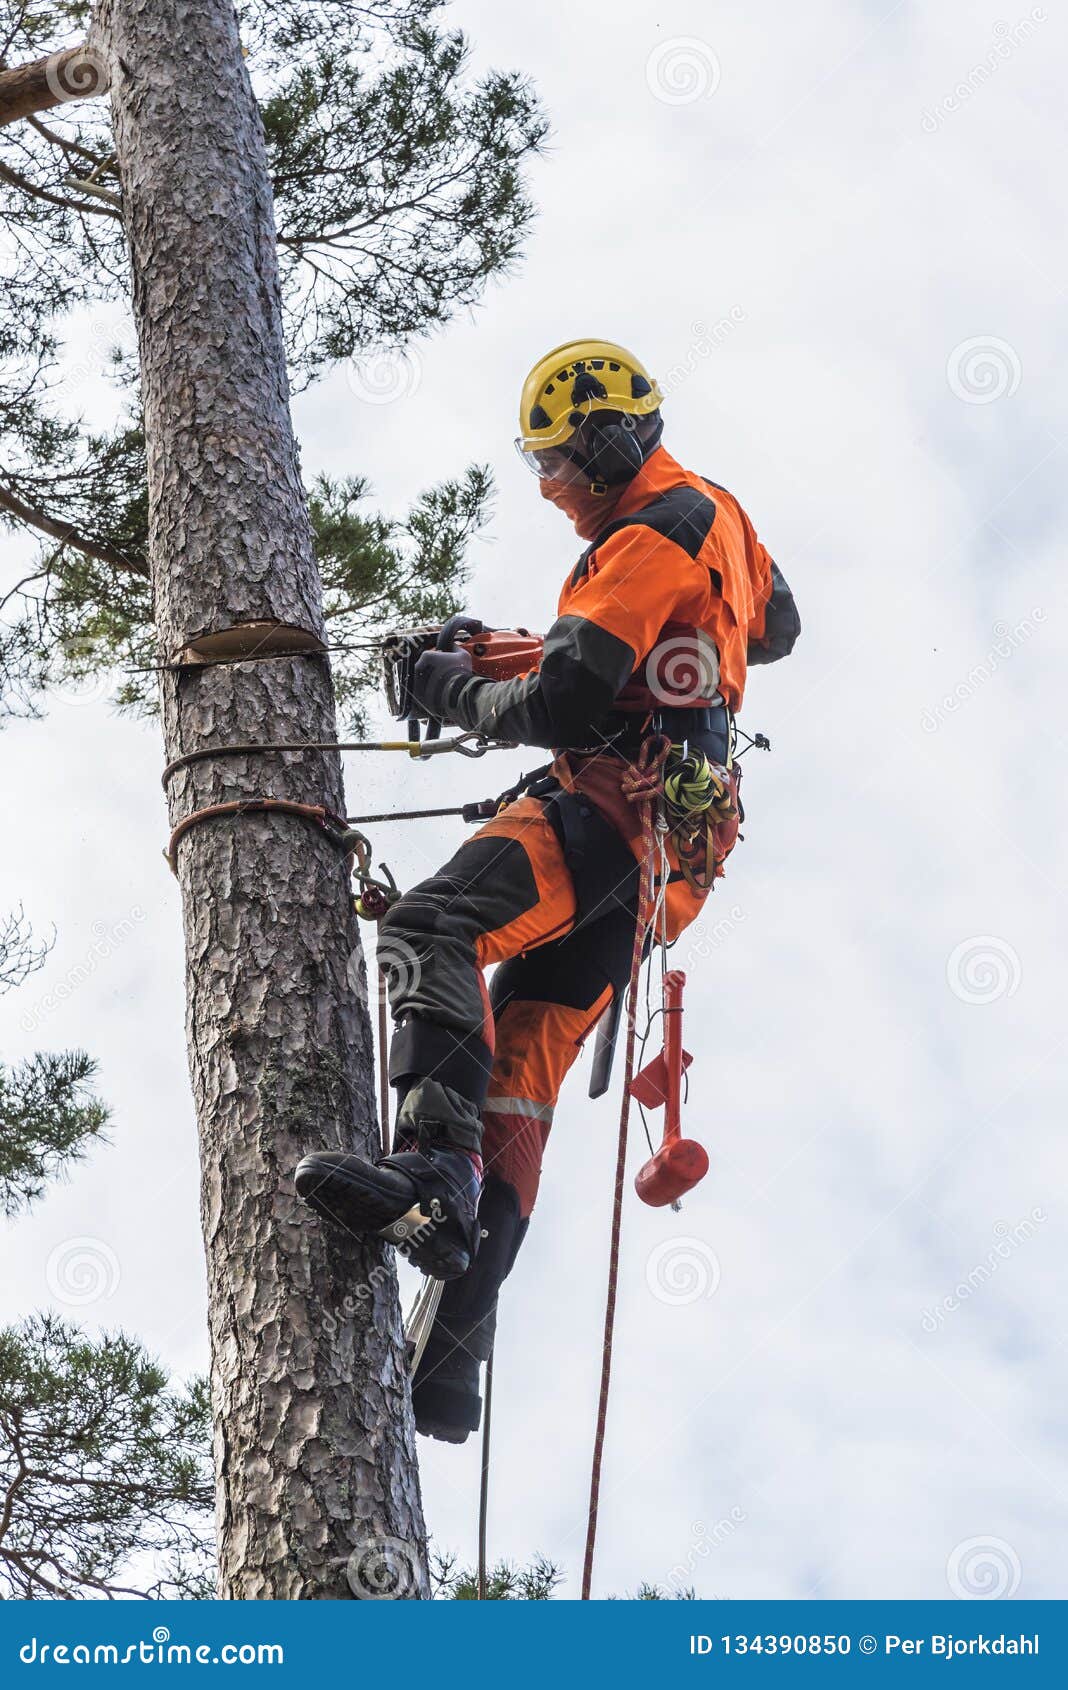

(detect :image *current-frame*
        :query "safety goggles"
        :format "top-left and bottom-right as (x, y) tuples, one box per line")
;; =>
(514, 440), (586, 482)
(514, 413), (608, 484)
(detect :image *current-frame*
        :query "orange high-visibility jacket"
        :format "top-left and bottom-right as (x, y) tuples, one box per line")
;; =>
(445, 444), (799, 748)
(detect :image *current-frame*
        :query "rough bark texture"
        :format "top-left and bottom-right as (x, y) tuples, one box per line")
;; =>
(97, 0), (427, 1598)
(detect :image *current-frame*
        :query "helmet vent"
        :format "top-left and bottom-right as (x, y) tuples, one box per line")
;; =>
(570, 371), (608, 405)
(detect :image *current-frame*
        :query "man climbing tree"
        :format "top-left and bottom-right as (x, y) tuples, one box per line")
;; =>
(297, 341), (801, 1459)
(0, 0), (542, 1599)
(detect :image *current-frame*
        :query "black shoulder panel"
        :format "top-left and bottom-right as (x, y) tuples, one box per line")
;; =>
(621, 484), (716, 560)
(568, 485), (718, 588)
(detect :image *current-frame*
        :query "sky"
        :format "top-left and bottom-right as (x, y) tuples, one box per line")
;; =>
(2, 0), (1067, 1600)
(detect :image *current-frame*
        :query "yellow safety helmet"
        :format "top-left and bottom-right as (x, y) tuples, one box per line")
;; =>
(517, 339), (664, 455)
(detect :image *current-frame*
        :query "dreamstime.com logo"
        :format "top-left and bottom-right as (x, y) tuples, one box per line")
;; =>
(946, 336), (1021, 404)
(346, 1535), (422, 1599)
(346, 938), (422, 1010)
(921, 1209), (1046, 1332)
(644, 630), (720, 706)
(0, 223), (19, 280)
(46, 1236), (121, 1308)
(921, 12), (1046, 133)
(20, 909), (146, 1032)
(19, 1627), (284, 1666)
(666, 1511), (748, 1594)
(685, 904), (747, 961)
(646, 38), (722, 105)
(946, 1536), (1022, 1599)
(345, 347), (421, 405)
(646, 1237), (721, 1306)
(51, 633), (121, 708)
(920, 610), (1044, 733)
(659, 313), (748, 398)
(45, 46), (111, 104)
(946, 935), (1021, 1006)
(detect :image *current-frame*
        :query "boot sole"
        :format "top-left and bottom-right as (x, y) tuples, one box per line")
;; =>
(415, 1417), (473, 1445)
(296, 1159), (471, 1280)
(295, 1155), (412, 1234)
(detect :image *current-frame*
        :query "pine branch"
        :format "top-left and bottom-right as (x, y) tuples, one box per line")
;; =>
(0, 478), (146, 576)
(0, 154), (120, 217)
(25, 112), (110, 170)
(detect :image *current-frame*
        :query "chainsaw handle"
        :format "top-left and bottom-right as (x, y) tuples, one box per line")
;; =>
(436, 613), (485, 652)
(421, 618), (481, 742)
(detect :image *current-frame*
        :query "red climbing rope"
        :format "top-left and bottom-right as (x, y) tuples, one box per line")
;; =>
(580, 735), (670, 1601)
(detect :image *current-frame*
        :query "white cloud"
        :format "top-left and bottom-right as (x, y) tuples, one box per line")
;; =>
(2, 0), (1065, 1599)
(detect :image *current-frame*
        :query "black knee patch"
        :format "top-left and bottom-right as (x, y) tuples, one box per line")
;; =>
(389, 1015), (494, 1110)
(491, 899), (637, 1016)
(384, 836), (540, 948)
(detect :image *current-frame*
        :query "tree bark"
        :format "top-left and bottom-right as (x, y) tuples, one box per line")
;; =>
(0, 47), (110, 130)
(96, 0), (427, 1598)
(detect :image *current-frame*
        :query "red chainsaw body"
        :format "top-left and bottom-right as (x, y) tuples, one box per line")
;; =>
(382, 625), (543, 723)
(465, 628), (543, 683)
(631, 969), (709, 1207)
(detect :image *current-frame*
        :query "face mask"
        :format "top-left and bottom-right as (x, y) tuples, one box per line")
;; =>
(539, 474), (626, 540)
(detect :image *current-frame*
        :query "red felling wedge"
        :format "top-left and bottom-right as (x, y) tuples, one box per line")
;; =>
(631, 969), (709, 1207)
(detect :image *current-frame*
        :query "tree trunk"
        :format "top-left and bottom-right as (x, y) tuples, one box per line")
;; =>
(96, 0), (427, 1599)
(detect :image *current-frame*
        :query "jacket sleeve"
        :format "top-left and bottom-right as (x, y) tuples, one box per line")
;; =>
(746, 544), (800, 666)
(437, 525), (701, 750)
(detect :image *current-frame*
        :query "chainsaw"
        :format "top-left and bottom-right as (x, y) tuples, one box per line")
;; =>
(382, 613), (544, 747)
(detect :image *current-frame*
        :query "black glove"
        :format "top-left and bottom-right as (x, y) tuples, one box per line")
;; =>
(412, 646), (473, 724)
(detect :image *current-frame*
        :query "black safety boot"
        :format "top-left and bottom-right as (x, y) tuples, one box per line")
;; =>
(294, 1142), (481, 1281)
(412, 1175), (528, 1442)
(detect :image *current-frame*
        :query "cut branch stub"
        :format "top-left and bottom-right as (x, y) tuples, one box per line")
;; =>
(0, 47), (111, 131)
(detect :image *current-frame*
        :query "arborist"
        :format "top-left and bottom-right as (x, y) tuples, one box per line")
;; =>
(295, 339), (800, 1444)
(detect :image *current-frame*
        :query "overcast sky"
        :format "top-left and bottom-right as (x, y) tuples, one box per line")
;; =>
(2, 0), (1066, 1600)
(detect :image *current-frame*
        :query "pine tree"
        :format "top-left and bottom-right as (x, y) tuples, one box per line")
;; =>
(0, 0), (543, 1597)
(0, 1), (543, 725)
(0, 906), (108, 1217)
(0, 906), (215, 1598)
(0, 1315), (214, 1599)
